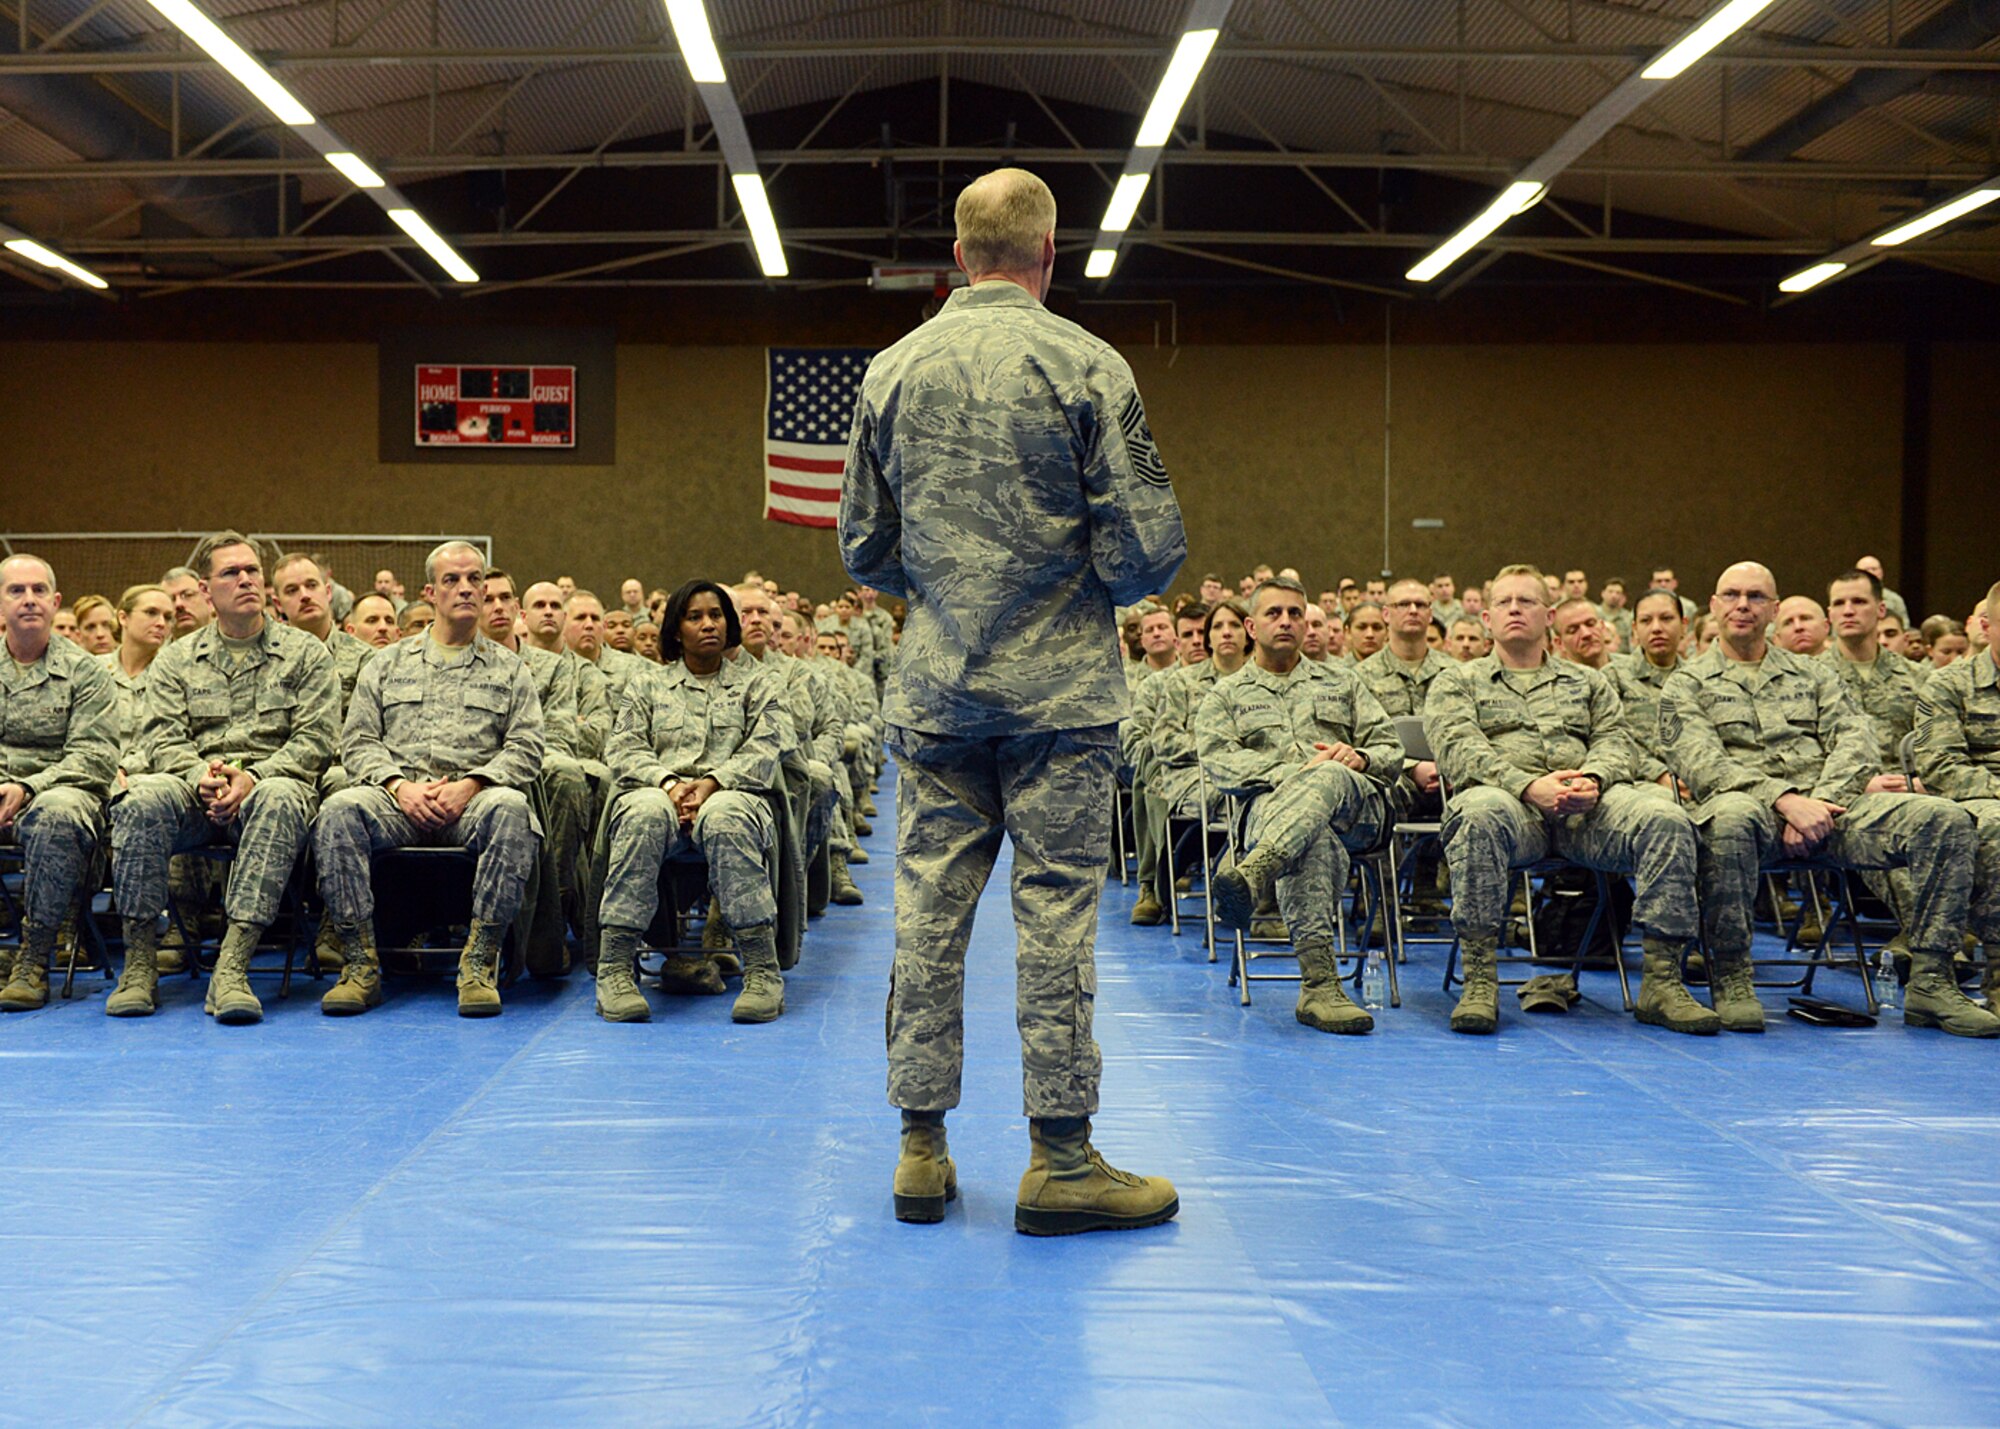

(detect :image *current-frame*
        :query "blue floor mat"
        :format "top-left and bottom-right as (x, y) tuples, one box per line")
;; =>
(4, 769), (1999, 1426)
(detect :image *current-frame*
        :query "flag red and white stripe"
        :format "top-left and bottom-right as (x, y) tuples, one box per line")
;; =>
(764, 347), (878, 528)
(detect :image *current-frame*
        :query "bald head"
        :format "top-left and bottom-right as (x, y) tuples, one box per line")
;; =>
(1714, 562), (1776, 600)
(955, 168), (1056, 286)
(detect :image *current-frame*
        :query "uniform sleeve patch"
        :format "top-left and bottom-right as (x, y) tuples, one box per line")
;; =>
(1117, 392), (1172, 487)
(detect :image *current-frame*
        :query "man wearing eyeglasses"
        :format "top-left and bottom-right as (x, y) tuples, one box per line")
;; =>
(1661, 561), (1994, 1037)
(1424, 564), (1716, 1037)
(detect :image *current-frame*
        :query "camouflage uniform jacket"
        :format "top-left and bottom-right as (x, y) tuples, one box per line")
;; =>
(510, 644), (580, 760)
(607, 653), (782, 797)
(2, 635), (117, 798)
(1608, 652), (1683, 783)
(1120, 659), (1177, 767)
(1819, 645), (1927, 773)
(1195, 657), (1401, 797)
(1149, 659), (1232, 775)
(1356, 645), (1455, 718)
(142, 619), (339, 793)
(1913, 649), (2000, 802)
(323, 628), (378, 719)
(1423, 654), (1629, 798)
(840, 279), (1186, 735)
(1660, 643), (1875, 807)
(342, 632), (544, 791)
(98, 649), (155, 773)
(569, 649), (611, 760)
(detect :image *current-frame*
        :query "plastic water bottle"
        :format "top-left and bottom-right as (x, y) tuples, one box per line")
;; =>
(1876, 949), (1900, 1013)
(1362, 949), (1386, 1011)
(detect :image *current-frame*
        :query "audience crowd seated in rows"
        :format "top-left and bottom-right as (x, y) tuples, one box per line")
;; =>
(1114, 554), (2000, 1041)
(0, 534), (901, 1027)
(10, 535), (2000, 1047)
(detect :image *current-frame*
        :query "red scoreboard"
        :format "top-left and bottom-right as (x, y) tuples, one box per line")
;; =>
(415, 364), (576, 447)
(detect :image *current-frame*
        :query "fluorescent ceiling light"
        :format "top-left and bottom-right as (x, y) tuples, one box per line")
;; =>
(1640, 0), (1781, 81)
(387, 208), (479, 283)
(143, 0), (315, 125)
(664, 0), (726, 83)
(1406, 180), (1544, 282)
(324, 152), (386, 189)
(1101, 173), (1152, 233)
(732, 173), (788, 277)
(1085, 248), (1118, 279)
(4, 237), (110, 290)
(1778, 261), (1847, 294)
(1871, 188), (2000, 247)
(1134, 28), (1219, 147)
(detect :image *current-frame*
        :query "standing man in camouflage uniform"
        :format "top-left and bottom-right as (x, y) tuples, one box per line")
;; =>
(1914, 580), (2000, 1003)
(1198, 578), (1403, 1035)
(0, 556), (118, 1010)
(313, 542), (544, 1019)
(1662, 561), (1993, 1036)
(596, 582), (786, 1024)
(1424, 565), (1716, 1037)
(109, 532), (338, 1022)
(841, 166), (1184, 1235)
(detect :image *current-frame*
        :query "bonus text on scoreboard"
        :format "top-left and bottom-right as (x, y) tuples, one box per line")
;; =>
(415, 365), (576, 447)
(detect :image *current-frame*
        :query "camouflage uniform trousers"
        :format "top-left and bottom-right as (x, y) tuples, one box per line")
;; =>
(831, 761), (858, 855)
(314, 784), (538, 926)
(886, 724), (1112, 1118)
(1243, 762), (1390, 949)
(804, 772), (839, 862)
(1963, 799), (2000, 944)
(1441, 783), (1699, 944)
(598, 787), (775, 933)
(539, 753), (600, 938)
(1689, 790), (1974, 957)
(112, 774), (317, 927)
(5, 787), (103, 926)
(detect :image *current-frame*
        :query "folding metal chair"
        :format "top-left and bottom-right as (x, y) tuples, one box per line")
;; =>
(1223, 791), (1402, 1009)
(1386, 716), (1451, 969)
(162, 841), (313, 999)
(1668, 775), (1882, 1014)
(368, 846), (528, 986)
(1441, 859), (1636, 1012)
(0, 838), (114, 1000)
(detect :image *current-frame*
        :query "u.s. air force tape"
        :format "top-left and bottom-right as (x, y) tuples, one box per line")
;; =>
(1117, 393), (1171, 487)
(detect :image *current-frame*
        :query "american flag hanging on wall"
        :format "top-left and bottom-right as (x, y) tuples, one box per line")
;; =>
(763, 347), (879, 528)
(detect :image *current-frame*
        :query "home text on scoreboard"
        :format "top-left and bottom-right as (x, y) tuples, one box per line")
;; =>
(415, 365), (577, 448)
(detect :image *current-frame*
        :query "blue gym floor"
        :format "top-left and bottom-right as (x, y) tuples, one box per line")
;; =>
(6, 768), (2000, 1427)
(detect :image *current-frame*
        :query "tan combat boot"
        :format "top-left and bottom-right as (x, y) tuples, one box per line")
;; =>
(594, 926), (653, 1023)
(1129, 885), (1165, 926)
(0, 921), (56, 1012)
(1449, 936), (1500, 1034)
(893, 1109), (957, 1224)
(1015, 1116), (1179, 1236)
(1294, 941), (1372, 1035)
(456, 920), (505, 1018)
(106, 918), (161, 1017)
(1210, 846), (1278, 933)
(1634, 938), (1721, 1035)
(1904, 949), (2000, 1038)
(731, 923), (784, 1024)
(1707, 946), (1765, 1033)
(320, 921), (384, 1016)
(829, 851), (865, 906)
(203, 922), (264, 1024)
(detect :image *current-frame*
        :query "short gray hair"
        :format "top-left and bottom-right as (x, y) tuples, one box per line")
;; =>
(424, 539), (485, 584)
(955, 168), (1057, 275)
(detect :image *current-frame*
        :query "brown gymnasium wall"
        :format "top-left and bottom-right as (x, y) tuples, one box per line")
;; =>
(0, 337), (1955, 609)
